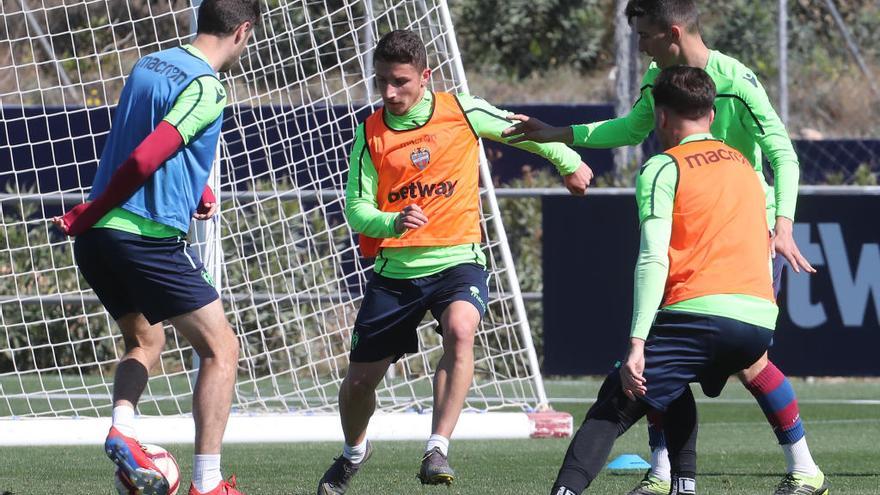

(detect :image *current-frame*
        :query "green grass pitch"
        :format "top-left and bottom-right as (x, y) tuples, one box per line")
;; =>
(0, 378), (877, 494)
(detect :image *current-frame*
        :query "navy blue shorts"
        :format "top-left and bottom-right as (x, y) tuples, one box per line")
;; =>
(74, 227), (219, 325)
(349, 263), (490, 363)
(639, 310), (772, 412)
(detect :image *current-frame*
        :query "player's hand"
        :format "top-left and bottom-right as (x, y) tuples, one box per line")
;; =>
(772, 217), (816, 274)
(193, 185), (218, 220)
(502, 114), (572, 144)
(564, 162), (593, 196)
(52, 202), (91, 237)
(193, 201), (218, 220)
(394, 204), (428, 233)
(620, 338), (647, 401)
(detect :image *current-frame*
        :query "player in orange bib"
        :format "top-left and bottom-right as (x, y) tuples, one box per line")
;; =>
(550, 66), (782, 495)
(316, 30), (593, 495)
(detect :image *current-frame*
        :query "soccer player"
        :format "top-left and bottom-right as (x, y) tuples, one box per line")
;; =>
(52, 1), (259, 494)
(316, 29), (593, 495)
(550, 65), (780, 495)
(505, 1), (826, 494)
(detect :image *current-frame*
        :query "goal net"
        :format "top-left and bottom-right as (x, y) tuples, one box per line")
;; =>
(0, 0), (561, 444)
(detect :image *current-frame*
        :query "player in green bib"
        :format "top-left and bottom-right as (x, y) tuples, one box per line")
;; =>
(504, 1), (826, 494)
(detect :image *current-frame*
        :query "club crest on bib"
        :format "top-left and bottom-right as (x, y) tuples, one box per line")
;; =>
(410, 147), (431, 170)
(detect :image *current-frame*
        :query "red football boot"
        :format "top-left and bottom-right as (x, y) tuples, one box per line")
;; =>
(104, 426), (169, 495)
(188, 475), (244, 495)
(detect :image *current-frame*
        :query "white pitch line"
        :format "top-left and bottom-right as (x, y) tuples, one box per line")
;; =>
(697, 418), (880, 427)
(6, 393), (880, 406)
(548, 397), (880, 405)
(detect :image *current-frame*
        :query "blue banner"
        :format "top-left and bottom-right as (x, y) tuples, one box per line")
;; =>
(4, 105), (876, 199)
(542, 192), (880, 376)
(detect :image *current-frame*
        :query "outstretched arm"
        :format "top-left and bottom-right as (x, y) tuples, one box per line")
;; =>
(457, 93), (593, 195)
(502, 77), (656, 148)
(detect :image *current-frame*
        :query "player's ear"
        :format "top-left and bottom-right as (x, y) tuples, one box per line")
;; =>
(420, 67), (431, 86)
(656, 107), (668, 130)
(669, 24), (683, 43)
(235, 21), (252, 45)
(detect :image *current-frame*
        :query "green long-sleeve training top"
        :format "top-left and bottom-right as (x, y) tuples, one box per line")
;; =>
(346, 90), (582, 279)
(572, 50), (799, 229)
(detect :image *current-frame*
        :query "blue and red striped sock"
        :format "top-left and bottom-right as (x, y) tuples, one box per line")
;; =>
(647, 409), (666, 449)
(745, 361), (804, 445)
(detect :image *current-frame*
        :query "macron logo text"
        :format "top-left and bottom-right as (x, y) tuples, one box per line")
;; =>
(683, 147), (750, 169)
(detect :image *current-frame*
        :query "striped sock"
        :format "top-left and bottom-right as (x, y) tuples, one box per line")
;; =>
(746, 361), (818, 475)
(647, 410), (666, 450)
(745, 361), (805, 445)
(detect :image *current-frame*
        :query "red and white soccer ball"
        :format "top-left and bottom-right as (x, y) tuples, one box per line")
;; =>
(114, 443), (181, 495)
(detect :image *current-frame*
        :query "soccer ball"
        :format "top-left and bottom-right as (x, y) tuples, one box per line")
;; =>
(113, 443), (181, 495)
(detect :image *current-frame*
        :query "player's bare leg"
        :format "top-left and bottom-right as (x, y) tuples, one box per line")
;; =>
(420, 301), (480, 485)
(114, 312), (165, 409)
(169, 299), (239, 455)
(318, 358), (391, 495)
(339, 359), (393, 445)
(170, 299), (242, 494)
(432, 301), (479, 438)
(105, 312), (170, 494)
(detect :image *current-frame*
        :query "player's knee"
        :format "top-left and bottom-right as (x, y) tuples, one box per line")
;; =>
(344, 373), (380, 399)
(227, 328), (240, 362)
(220, 325), (239, 364)
(199, 324), (239, 367)
(120, 316), (164, 353)
(443, 322), (475, 353)
(442, 310), (477, 346)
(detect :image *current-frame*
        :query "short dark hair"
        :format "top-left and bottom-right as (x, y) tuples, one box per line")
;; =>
(652, 65), (716, 120)
(197, 0), (261, 36)
(625, 0), (700, 33)
(374, 30), (428, 71)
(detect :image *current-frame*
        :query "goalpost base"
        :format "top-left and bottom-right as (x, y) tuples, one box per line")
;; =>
(0, 411), (571, 446)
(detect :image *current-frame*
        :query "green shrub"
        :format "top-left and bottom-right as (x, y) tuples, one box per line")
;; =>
(453, 0), (612, 78)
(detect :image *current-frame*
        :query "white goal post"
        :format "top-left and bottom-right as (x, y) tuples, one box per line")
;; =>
(0, 0), (570, 445)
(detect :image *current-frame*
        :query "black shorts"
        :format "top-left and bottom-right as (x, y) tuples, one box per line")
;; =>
(639, 310), (773, 412)
(349, 263), (490, 363)
(74, 227), (219, 325)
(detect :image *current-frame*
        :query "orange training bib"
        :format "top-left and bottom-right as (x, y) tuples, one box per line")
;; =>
(662, 139), (774, 306)
(360, 92), (481, 256)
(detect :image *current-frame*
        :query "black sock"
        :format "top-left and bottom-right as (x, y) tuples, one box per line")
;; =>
(665, 387), (698, 479)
